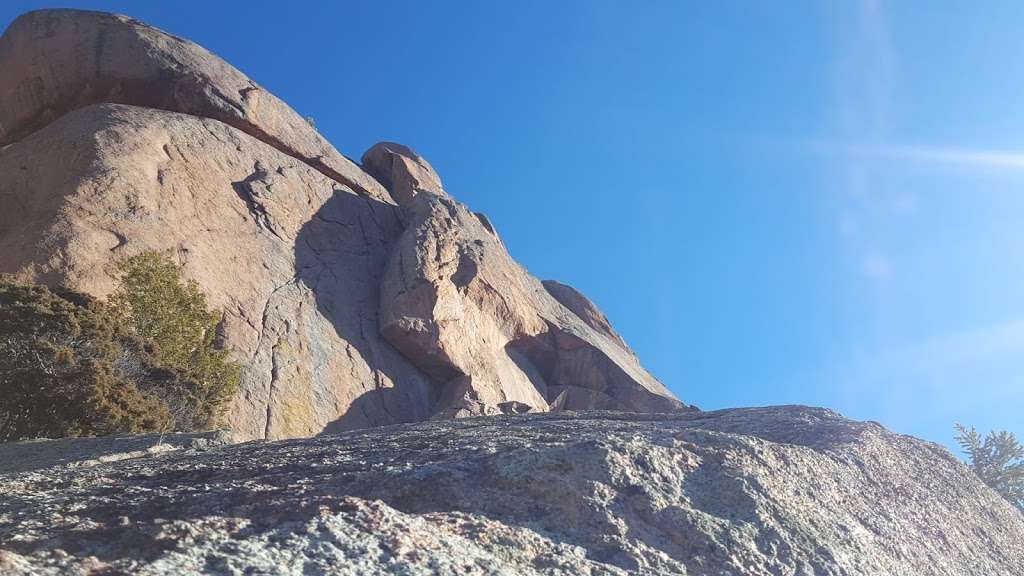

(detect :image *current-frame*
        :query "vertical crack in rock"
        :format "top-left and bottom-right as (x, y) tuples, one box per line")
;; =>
(253, 279), (298, 439)
(252, 279), (296, 362)
(264, 340), (283, 440)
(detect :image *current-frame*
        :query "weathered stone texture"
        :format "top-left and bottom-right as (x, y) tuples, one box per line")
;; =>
(1, 407), (1021, 575)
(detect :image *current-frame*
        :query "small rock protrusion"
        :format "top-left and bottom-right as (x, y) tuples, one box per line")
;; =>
(497, 401), (533, 415)
(361, 142), (445, 206)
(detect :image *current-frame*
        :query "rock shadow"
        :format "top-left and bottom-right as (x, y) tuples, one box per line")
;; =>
(292, 189), (433, 434)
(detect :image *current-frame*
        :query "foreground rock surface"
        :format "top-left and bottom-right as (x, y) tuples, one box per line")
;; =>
(2, 406), (1022, 575)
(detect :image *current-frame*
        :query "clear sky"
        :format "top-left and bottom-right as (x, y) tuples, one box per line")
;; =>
(3, 1), (1021, 451)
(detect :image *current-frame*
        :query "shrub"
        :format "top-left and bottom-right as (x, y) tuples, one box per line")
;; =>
(108, 252), (241, 428)
(0, 253), (240, 441)
(955, 423), (1024, 511)
(0, 281), (172, 441)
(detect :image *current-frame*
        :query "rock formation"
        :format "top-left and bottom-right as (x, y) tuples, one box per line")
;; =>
(2, 10), (1022, 576)
(2, 407), (1023, 575)
(0, 9), (386, 201)
(366, 143), (679, 419)
(0, 9), (686, 440)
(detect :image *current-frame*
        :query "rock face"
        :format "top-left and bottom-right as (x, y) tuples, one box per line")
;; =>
(377, 173), (680, 418)
(0, 102), (434, 441)
(0, 9), (685, 439)
(362, 142), (445, 206)
(2, 407), (1022, 575)
(0, 9), (388, 201)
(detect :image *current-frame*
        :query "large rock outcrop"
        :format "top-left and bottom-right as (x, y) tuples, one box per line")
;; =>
(0, 9), (388, 201)
(373, 149), (681, 417)
(2, 407), (1022, 575)
(0, 9), (685, 439)
(0, 102), (433, 440)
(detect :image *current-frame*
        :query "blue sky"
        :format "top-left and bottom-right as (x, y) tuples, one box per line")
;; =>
(3, 1), (1022, 451)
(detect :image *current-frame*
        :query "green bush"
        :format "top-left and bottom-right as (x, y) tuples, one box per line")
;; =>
(108, 252), (240, 426)
(0, 253), (241, 441)
(955, 423), (1024, 511)
(0, 281), (172, 441)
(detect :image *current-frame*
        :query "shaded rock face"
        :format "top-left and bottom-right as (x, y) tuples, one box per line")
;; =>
(542, 280), (629, 349)
(2, 407), (1022, 575)
(0, 9), (684, 439)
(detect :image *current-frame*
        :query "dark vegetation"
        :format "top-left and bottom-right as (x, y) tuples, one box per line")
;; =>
(0, 253), (240, 442)
(956, 423), (1024, 511)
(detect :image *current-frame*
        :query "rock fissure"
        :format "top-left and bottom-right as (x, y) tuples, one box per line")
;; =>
(263, 340), (284, 440)
(251, 278), (296, 363)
